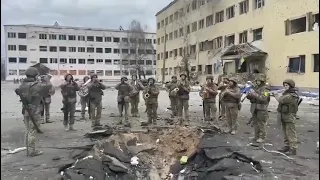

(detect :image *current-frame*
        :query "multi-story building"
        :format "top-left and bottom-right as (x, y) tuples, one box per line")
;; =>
(4, 22), (157, 81)
(156, 0), (319, 90)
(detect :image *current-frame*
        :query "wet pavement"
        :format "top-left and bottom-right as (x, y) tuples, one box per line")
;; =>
(1, 83), (319, 179)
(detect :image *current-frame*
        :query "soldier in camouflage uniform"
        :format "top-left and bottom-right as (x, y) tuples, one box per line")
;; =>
(199, 76), (218, 122)
(60, 73), (80, 131)
(15, 67), (52, 156)
(166, 75), (179, 117)
(115, 77), (132, 126)
(80, 76), (90, 120)
(143, 78), (160, 125)
(274, 79), (299, 155)
(222, 77), (241, 135)
(40, 75), (55, 124)
(218, 76), (229, 120)
(129, 74), (144, 117)
(87, 74), (106, 128)
(246, 75), (271, 143)
(177, 72), (191, 124)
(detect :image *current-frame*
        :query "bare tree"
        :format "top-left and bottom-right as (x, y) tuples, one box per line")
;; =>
(120, 20), (155, 80)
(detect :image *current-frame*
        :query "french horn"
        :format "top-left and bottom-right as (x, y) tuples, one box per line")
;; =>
(78, 79), (91, 97)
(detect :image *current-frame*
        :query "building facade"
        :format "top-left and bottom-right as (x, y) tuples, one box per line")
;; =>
(156, 0), (319, 90)
(4, 23), (157, 81)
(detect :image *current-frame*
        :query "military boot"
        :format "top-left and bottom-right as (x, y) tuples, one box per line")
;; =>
(69, 124), (76, 131)
(28, 150), (43, 157)
(256, 138), (265, 143)
(41, 116), (45, 124)
(278, 146), (290, 153)
(45, 116), (52, 123)
(64, 125), (69, 131)
(285, 148), (297, 155)
(148, 117), (153, 124)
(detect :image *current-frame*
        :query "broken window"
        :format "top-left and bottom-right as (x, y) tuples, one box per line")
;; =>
(122, 49), (129, 54)
(59, 35), (66, 40)
(179, 28), (184, 37)
(199, 19), (205, 29)
(254, 0), (265, 9)
(191, 66), (196, 72)
(96, 36), (103, 42)
(179, 8), (185, 17)
(68, 35), (76, 40)
(215, 11), (224, 23)
(214, 37), (223, 49)
(206, 65), (213, 74)
(78, 59), (85, 64)
(87, 47), (94, 53)
(313, 54), (319, 72)
(253, 28), (263, 41)
(288, 55), (305, 73)
(190, 45), (196, 54)
(114, 70), (121, 76)
(239, 31), (248, 44)
(60, 58), (67, 64)
(130, 49), (136, 54)
(18, 33), (26, 39)
(174, 30), (178, 39)
(87, 59), (95, 64)
(206, 15), (214, 27)
(285, 16), (307, 35)
(169, 14), (173, 23)
(173, 49), (178, 57)
(191, 0), (197, 10)
(122, 60), (129, 65)
(87, 36), (94, 41)
(226, 6), (235, 19)
(192, 22), (197, 32)
(105, 70), (112, 76)
(113, 59), (120, 65)
(122, 38), (128, 43)
(9, 70), (17, 75)
(105, 59), (112, 64)
(113, 37), (120, 43)
(198, 0), (205, 7)
(114, 49), (120, 54)
(49, 46), (57, 52)
(169, 51), (173, 57)
(225, 34), (235, 46)
(186, 25), (191, 34)
(207, 40), (214, 49)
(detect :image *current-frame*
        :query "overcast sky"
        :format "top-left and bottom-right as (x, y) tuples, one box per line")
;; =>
(1, 0), (172, 56)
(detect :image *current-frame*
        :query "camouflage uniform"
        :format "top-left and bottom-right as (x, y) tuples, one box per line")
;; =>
(275, 79), (299, 155)
(247, 75), (270, 143)
(222, 77), (241, 134)
(115, 77), (132, 125)
(40, 76), (55, 124)
(218, 76), (229, 120)
(129, 75), (144, 117)
(143, 78), (160, 124)
(80, 76), (90, 120)
(60, 74), (80, 131)
(199, 76), (218, 122)
(166, 76), (179, 117)
(88, 74), (106, 128)
(177, 73), (191, 123)
(15, 67), (52, 156)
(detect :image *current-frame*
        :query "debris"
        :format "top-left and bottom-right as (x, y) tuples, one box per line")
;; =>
(130, 156), (139, 165)
(84, 128), (113, 139)
(262, 143), (294, 160)
(180, 156), (188, 164)
(7, 147), (26, 154)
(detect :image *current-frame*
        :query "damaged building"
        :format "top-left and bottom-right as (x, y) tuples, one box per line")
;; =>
(156, 0), (319, 90)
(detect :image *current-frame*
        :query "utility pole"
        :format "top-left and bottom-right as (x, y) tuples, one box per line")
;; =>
(161, 26), (167, 83)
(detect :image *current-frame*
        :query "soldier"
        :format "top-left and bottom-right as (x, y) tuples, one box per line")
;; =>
(40, 75), (55, 124)
(60, 73), (80, 131)
(143, 77), (159, 125)
(274, 79), (299, 155)
(177, 72), (191, 124)
(80, 76), (91, 120)
(115, 77), (132, 126)
(87, 74), (106, 128)
(199, 76), (218, 122)
(218, 76), (229, 120)
(140, 79), (149, 113)
(15, 67), (52, 156)
(129, 74), (144, 117)
(221, 77), (241, 135)
(246, 75), (270, 143)
(166, 76), (179, 117)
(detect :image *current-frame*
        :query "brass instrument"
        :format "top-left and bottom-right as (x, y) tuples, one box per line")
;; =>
(143, 82), (151, 99)
(78, 79), (91, 97)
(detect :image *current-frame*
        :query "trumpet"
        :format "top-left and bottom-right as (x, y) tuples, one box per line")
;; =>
(173, 87), (179, 92)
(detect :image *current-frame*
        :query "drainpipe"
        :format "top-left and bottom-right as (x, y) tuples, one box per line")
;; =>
(161, 26), (167, 84)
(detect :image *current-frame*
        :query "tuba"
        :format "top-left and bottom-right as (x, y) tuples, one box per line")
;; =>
(78, 79), (91, 97)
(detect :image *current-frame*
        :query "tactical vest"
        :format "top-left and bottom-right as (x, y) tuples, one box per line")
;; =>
(277, 91), (299, 114)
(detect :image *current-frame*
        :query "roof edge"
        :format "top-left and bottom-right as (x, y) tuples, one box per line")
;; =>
(155, 0), (178, 17)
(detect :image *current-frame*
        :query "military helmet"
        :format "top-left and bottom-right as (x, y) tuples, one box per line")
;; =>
(120, 77), (128, 81)
(171, 75), (177, 79)
(206, 75), (214, 80)
(25, 67), (39, 77)
(228, 77), (238, 84)
(147, 77), (156, 83)
(83, 76), (90, 81)
(180, 72), (187, 77)
(283, 79), (295, 88)
(90, 74), (98, 79)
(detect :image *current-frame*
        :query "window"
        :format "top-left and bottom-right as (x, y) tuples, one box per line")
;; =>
(122, 70), (129, 76)
(59, 35), (66, 40)
(96, 48), (103, 53)
(50, 58), (58, 63)
(254, 0), (265, 9)
(145, 60), (152, 65)
(122, 49), (129, 54)
(69, 70), (77, 75)
(114, 59), (120, 65)
(215, 11), (224, 23)
(190, 45), (196, 54)
(239, 31), (248, 44)
(18, 33), (27, 39)
(78, 47), (85, 52)
(9, 70), (17, 75)
(179, 8), (185, 17)
(186, 25), (191, 34)
(199, 19), (205, 29)
(78, 59), (86, 64)
(105, 48), (112, 53)
(87, 59), (94, 64)
(8, 45), (16, 51)
(179, 28), (184, 37)
(146, 70), (153, 75)
(239, 0), (249, 14)
(39, 58), (48, 63)
(157, 22), (160, 29)
(114, 70), (121, 76)
(87, 70), (95, 75)
(59, 46), (67, 52)
(226, 6), (235, 19)
(198, 0), (205, 7)
(78, 70), (86, 75)
(114, 49), (120, 54)
(39, 34), (47, 39)
(19, 57), (27, 63)
(206, 15), (214, 27)
(214, 36), (223, 49)
(313, 54), (319, 72)
(19, 69), (26, 75)
(105, 70), (112, 76)
(78, 35), (85, 41)
(49, 34), (57, 40)
(69, 58), (76, 64)
(49, 46), (57, 52)
(113, 37), (120, 43)
(174, 11), (179, 20)
(285, 17), (307, 35)
(192, 22), (197, 32)
(68, 35), (76, 40)
(105, 59), (112, 64)
(19, 45), (27, 51)
(225, 35), (235, 46)
(169, 32), (173, 40)
(105, 37), (112, 42)
(39, 46), (47, 52)
(173, 30), (178, 39)
(165, 17), (168, 25)
(253, 28), (263, 41)
(96, 70), (104, 76)
(161, 36), (164, 43)
(191, 0), (197, 10)
(130, 60), (137, 65)
(122, 60), (129, 65)
(8, 32), (16, 38)
(130, 38), (137, 43)
(96, 59), (103, 63)
(60, 58), (67, 64)
(138, 60), (144, 65)
(122, 38), (128, 43)
(96, 36), (103, 42)
(87, 47), (94, 53)
(69, 47), (76, 52)
(169, 14), (173, 23)
(288, 55), (305, 73)
(87, 36), (94, 41)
